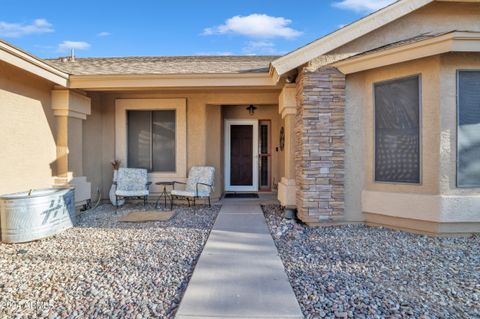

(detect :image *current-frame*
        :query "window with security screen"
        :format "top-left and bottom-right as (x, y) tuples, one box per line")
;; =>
(374, 75), (421, 183)
(457, 71), (480, 187)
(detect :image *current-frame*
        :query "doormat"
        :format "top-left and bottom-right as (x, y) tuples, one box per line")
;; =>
(118, 210), (175, 222)
(224, 193), (259, 199)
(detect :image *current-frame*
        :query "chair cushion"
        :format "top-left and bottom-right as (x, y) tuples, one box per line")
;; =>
(117, 168), (149, 193)
(185, 166), (215, 195)
(171, 190), (211, 198)
(116, 190), (149, 197)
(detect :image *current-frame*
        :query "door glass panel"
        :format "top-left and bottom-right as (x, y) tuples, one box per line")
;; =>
(259, 120), (271, 190)
(230, 125), (253, 186)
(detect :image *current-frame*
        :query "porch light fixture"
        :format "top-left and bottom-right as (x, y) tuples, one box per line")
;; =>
(246, 104), (257, 115)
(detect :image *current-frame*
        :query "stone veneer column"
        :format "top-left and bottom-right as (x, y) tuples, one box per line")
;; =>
(52, 89), (92, 205)
(295, 66), (346, 223)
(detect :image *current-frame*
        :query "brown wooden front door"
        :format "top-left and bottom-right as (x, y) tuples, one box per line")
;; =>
(230, 125), (254, 186)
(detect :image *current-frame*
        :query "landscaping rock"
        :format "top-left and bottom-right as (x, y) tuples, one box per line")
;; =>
(262, 204), (480, 319)
(0, 203), (220, 318)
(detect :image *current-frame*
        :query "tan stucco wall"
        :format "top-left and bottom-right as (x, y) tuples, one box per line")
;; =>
(344, 72), (366, 222)
(310, 2), (480, 70)
(222, 104), (282, 191)
(345, 56), (441, 221)
(83, 92), (105, 199)
(344, 56), (442, 221)
(365, 56), (441, 195)
(439, 53), (480, 196)
(346, 53), (480, 230)
(83, 89), (280, 200)
(0, 61), (57, 195)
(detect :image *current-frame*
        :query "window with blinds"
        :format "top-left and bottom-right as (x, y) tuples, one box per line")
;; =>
(127, 110), (176, 172)
(374, 75), (421, 183)
(457, 71), (480, 187)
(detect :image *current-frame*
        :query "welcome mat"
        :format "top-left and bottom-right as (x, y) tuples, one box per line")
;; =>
(118, 210), (175, 222)
(224, 193), (259, 199)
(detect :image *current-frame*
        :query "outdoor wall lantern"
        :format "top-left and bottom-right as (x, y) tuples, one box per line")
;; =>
(246, 104), (257, 115)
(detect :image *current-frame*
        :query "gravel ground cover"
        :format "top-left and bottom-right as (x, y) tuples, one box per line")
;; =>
(0, 203), (220, 318)
(262, 204), (480, 319)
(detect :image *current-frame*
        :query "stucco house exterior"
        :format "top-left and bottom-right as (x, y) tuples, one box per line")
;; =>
(1, 0), (480, 234)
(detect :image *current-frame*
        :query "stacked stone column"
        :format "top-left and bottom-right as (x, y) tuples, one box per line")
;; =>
(295, 67), (346, 223)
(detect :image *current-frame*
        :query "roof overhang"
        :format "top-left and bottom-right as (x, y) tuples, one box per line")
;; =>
(0, 40), (69, 86)
(269, 0), (479, 80)
(69, 72), (278, 90)
(332, 31), (480, 74)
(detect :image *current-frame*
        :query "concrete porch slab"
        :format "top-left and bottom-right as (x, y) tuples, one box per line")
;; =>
(176, 202), (303, 319)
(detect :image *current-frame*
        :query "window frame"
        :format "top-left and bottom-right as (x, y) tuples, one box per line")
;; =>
(456, 69), (480, 188)
(373, 74), (423, 185)
(115, 98), (187, 181)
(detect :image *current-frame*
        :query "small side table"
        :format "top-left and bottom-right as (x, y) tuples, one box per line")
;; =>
(155, 181), (174, 210)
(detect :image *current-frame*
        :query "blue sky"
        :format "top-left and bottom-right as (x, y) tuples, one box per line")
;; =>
(0, 0), (395, 58)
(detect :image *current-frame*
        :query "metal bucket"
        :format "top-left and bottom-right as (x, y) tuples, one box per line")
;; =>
(0, 188), (75, 243)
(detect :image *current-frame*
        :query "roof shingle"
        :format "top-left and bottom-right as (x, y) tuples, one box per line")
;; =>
(45, 56), (279, 76)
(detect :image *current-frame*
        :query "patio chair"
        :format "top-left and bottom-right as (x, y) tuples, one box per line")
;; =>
(114, 168), (151, 213)
(171, 166), (215, 207)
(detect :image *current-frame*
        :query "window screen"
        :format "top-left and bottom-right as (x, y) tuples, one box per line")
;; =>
(127, 110), (176, 172)
(374, 76), (420, 183)
(457, 71), (480, 187)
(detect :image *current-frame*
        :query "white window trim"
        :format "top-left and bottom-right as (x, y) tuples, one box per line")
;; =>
(115, 99), (187, 181)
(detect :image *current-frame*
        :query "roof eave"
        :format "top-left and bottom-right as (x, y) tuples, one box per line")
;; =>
(271, 0), (435, 78)
(332, 31), (480, 74)
(69, 72), (279, 90)
(0, 40), (69, 86)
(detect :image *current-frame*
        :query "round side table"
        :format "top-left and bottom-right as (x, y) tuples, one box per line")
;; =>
(155, 181), (174, 210)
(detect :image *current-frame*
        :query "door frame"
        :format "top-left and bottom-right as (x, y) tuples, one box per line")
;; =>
(224, 119), (259, 192)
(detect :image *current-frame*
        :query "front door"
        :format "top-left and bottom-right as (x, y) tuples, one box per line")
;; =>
(225, 120), (258, 192)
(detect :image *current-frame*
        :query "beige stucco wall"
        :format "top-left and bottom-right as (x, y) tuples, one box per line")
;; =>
(343, 72), (366, 222)
(439, 53), (480, 196)
(345, 53), (480, 230)
(344, 56), (442, 222)
(83, 89), (280, 200)
(0, 61), (57, 195)
(310, 1), (480, 70)
(364, 56), (441, 195)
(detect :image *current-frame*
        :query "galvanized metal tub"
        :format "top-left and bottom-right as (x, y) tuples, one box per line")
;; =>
(0, 188), (75, 243)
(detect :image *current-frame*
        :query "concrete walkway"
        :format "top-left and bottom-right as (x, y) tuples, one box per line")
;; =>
(176, 200), (303, 319)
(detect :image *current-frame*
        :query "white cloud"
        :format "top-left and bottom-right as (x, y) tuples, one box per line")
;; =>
(58, 41), (91, 52)
(0, 18), (53, 38)
(242, 40), (283, 55)
(333, 0), (396, 13)
(203, 14), (302, 39)
(97, 31), (111, 37)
